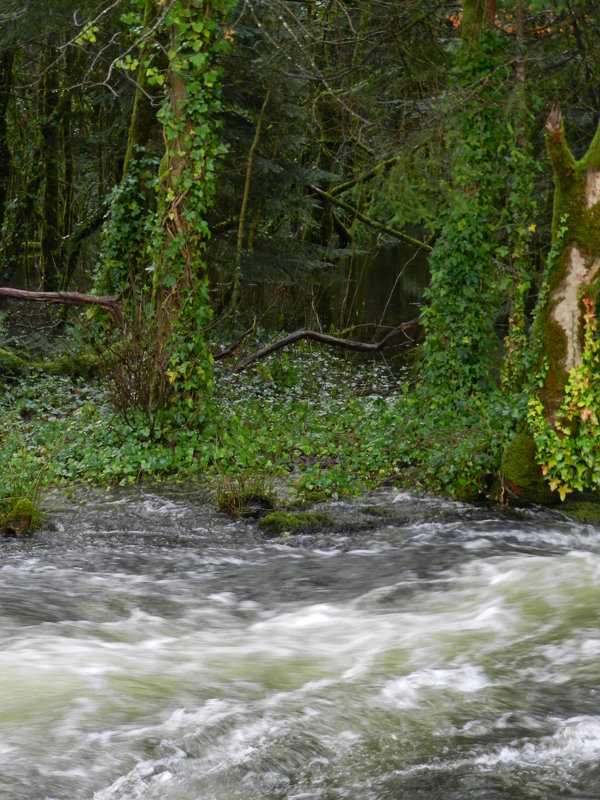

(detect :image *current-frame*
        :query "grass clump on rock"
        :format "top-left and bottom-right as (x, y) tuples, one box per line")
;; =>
(259, 511), (335, 537)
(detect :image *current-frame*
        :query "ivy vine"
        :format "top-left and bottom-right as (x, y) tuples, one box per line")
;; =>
(528, 295), (600, 500)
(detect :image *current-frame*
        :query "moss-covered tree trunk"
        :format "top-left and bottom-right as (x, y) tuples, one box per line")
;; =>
(462, 0), (495, 48)
(40, 41), (61, 291)
(502, 105), (600, 501)
(539, 105), (600, 417)
(0, 49), (14, 237)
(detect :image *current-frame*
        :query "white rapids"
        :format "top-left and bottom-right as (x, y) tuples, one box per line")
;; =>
(1, 489), (599, 800)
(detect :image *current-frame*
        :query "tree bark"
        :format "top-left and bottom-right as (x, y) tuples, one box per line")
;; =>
(539, 104), (600, 419)
(0, 49), (14, 237)
(40, 41), (61, 291)
(502, 104), (600, 502)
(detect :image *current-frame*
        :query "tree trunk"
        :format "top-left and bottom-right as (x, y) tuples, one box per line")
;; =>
(122, 0), (164, 176)
(501, 105), (600, 502)
(539, 104), (600, 418)
(0, 49), (14, 237)
(40, 41), (61, 291)
(462, 0), (495, 47)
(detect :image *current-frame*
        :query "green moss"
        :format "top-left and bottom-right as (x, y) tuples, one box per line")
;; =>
(0, 347), (28, 375)
(258, 511), (335, 537)
(360, 506), (387, 517)
(0, 348), (98, 378)
(561, 498), (600, 525)
(41, 352), (99, 377)
(501, 428), (557, 505)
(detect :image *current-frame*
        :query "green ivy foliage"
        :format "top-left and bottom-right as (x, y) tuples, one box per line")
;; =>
(97, 0), (236, 435)
(422, 32), (514, 397)
(95, 148), (159, 295)
(528, 296), (600, 500)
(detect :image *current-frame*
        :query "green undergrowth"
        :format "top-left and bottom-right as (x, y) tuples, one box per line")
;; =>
(0, 342), (507, 523)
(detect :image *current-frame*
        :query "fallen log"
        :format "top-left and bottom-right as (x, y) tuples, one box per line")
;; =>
(233, 316), (422, 372)
(0, 287), (122, 320)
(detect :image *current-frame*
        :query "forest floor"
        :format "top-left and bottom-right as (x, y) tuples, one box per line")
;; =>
(0, 311), (503, 533)
(5, 306), (597, 533)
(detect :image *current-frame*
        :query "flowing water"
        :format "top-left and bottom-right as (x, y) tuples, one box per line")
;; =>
(1, 489), (600, 800)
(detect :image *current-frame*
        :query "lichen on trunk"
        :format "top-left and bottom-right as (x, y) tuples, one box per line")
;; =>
(534, 105), (600, 420)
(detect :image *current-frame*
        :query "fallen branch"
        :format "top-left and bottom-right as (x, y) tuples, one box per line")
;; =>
(213, 321), (256, 361)
(233, 316), (422, 372)
(0, 287), (122, 320)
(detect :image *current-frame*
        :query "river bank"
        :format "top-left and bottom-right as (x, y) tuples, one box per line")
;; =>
(2, 338), (600, 537)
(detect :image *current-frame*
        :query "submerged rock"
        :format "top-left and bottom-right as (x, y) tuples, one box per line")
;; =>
(259, 511), (335, 537)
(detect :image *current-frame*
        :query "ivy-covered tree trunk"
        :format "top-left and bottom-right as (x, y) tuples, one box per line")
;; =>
(421, 0), (502, 396)
(502, 105), (600, 502)
(145, 0), (231, 426)
(539, 105), (600, 417)
(122, 0), (163, 177)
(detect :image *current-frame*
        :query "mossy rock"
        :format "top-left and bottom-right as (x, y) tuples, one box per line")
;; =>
(0, 347), (28, 375)
(360, 506), (388, 518)
(561, 498), (600, 525)
(259, 511), (335, 537)
(501, 429), (557, 505)
(41, 352), (99, 377)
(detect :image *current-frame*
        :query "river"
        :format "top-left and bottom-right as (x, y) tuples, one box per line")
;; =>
(1, 489), (599, 799)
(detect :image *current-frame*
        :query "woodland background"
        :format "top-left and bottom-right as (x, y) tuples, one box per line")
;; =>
(1, 1), (600, 529)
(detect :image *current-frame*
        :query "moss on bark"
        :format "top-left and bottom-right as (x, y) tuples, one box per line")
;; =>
(508, 106), (600, 503)
(501, 429), (557, 505)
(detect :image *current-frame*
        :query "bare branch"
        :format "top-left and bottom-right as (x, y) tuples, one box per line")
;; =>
(233, 316), (422, 372)
(310, 185), (432, 250)
(0, 287), (122, 320)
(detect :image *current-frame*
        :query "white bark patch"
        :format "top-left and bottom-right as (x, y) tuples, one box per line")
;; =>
(551, 245), (600, 372)
(585, 169), (600, 209)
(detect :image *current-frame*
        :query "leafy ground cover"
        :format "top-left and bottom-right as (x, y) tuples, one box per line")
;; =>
(0, 337), (505, 530)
